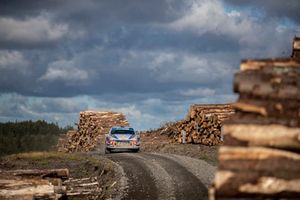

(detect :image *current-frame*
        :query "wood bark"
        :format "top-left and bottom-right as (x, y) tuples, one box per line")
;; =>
(234, 69), (300, 100)
(225, 111), (300, 128)
(218, 147), (300, 173)
(214, 170), (300, 198)
(292, 37), (300, 58)
(293, 50), (300, 58)
(240, 58), (300, 71)
(294, 37), (300, 49)
(222, 124), (300, 151)
(236, 96), (300, 119)
(232, 102), (267, 116)
(0, 170), (101, 199)
(64, 176), (101, 198)
(0, 179), (61, 200)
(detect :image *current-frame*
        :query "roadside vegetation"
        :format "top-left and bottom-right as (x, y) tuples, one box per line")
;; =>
(0, 120), (73, 156)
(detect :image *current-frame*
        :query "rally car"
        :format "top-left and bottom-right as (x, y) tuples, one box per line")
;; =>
(105, 127), (140, 153)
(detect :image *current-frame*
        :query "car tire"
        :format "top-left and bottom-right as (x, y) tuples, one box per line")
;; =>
(105, 148), (111, 154)
(132, 149), (139, 153)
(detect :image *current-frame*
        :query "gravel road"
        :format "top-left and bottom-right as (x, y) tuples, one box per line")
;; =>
(106, 152), (216, 200)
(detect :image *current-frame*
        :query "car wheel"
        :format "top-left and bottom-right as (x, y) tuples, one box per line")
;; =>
(132, 149), (139, 153)
(105, 148), (111, 154)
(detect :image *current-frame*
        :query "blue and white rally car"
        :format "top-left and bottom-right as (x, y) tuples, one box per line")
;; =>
(105, 127), (140, 153)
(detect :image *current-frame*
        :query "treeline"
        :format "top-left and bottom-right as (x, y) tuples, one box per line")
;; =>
(0, 120), (73, 156)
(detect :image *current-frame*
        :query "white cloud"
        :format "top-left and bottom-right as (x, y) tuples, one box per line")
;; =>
(180, 88), (215, 97)
(40, 59), (89, 82)
(0, 50), (29, 73)
(151, 52), (176, 71)
(169, 0), (254, 36)
(0, 15), (68, 44)
(170, 0), (225, 34)
(143, 98), (163, 106)
(0, 93), (89, 127)
(0, 91), (236, 130)
(87, 104), (142, 124)
(153, 52), (234, 83)
(110, 49), (234, 84)
(169, 0), (256, 41)
(168, 0), (297, 53)
(116, 105), (142, 121)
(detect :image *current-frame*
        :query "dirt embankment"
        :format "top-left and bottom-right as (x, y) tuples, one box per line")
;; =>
(0, 152), (121, 199)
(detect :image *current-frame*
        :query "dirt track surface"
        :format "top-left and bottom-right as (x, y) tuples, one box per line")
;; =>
(106, 152), (216, 200)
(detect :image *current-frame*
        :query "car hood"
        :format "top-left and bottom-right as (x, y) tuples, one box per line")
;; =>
(112, 134), (134, 140)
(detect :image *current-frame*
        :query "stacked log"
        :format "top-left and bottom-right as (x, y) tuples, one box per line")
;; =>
(188, 104), (234, 122)
(210, 56), (300, 199)
(0, 169), (69, 199)
(172, 111), (223, 145)
(57, 133), (68, 152)
(292, 36), (300, 58)
(58, 111), (129, 152)
(64, 176), (101, 197)
(141, 104), (234, 146)
(0, 169), (102, 199)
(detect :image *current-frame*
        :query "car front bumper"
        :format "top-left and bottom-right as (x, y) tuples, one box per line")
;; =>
(106, 140), (140, 150)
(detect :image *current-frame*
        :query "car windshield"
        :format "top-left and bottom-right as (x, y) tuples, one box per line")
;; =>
(111, 130), (134, 135)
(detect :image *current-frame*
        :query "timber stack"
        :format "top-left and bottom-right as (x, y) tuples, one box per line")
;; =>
(0, 168), (102, 199)
(142, 104), (234, 146)
(175, 113), (222, 146)
(0, 168), (69, 199)
(58, 111), (129, 152)
(292, 36), (300, 58)
(188, 104), (234, 122)
(172, 104), (233, 145)
(210, 39), (300, 199)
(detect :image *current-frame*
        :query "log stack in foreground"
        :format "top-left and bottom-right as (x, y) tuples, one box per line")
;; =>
(292, 36), (300, 58)
(0, 169), (69, 199)
(210, 54), (300, 198)
(142, 104), (234, 146)
(0, 168), (102, 199)
(58, 111), (129, 152)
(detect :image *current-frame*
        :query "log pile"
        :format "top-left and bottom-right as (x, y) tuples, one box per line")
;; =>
(58, 111), (129, 152)
(0, 169), (69, 199)
(0, 168), (102, 199)
(188, 104), (234, 122)
(292, 36), (300, 58)
(171, 110), (224, 146)
(64, 176), (101, 197)
(210, 48), (300, 198)
(141, 104), (234, 146)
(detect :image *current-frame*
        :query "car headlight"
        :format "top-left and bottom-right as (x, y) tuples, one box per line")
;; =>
(106, 136), (116, 145)
(130, 137), (140, 145)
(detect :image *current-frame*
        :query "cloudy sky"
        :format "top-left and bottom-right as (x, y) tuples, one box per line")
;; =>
(0, 0), (299, 130)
